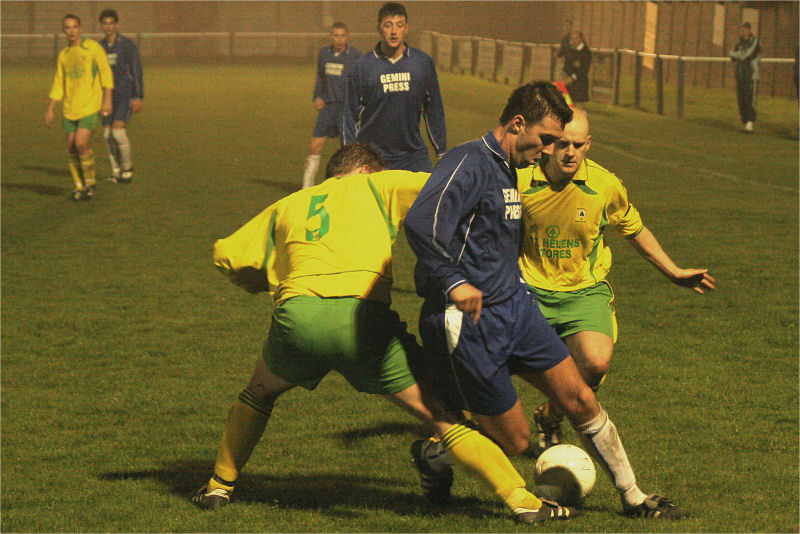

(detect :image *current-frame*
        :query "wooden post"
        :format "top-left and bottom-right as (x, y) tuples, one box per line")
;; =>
(677, 57), (685, 118)
(655, 55), (664, 115)
(613, 49), (622, 106)
(634, 52), (642, 109)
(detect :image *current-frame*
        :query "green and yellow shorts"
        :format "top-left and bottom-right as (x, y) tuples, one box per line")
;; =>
(262, 296), (420, 395)
(528, 281), (618, 342)
(63, 112), (100, 133)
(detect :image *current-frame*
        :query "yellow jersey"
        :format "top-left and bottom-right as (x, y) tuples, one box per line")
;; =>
(517, 157), (643, 291)
(49, 38), (113, 120)
(214, 170), (429, 305)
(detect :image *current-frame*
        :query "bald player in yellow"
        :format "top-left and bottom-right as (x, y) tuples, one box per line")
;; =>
(193, 143), (573, 525)
(45, 14), (113, 201)
(517, 110), (716, 455)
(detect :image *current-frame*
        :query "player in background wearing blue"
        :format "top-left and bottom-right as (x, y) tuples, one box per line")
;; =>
(99, 8), (144, 184)
(301, 22), (361, 189)
(517, 111), (715, 457)
(342, 2), (446, 172)
(45, 14), (113, 201)
(405, 82), (686, 520)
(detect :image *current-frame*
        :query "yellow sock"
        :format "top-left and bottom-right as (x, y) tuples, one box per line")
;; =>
(79, 150), (96, 187)
(68, 154), (83, 189)
(213, 389), (272, 484)
(442, 423), (542, 511)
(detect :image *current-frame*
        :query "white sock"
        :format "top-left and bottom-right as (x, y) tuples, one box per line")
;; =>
(302, 154), (320, 189)
(112, 128), (132, 171)
(573, 409), (648, 508)
(104, 127), (120, 178)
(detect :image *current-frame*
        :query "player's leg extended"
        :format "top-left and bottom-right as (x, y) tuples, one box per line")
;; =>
(302, 137), (326, 189)
(192, 357), (295, 509)
(111, 121), (134, 182)
(522, 359), (685, 518)
(442, 411), (577, 522)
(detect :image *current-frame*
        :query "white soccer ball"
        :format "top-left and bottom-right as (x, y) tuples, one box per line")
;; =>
(533, 444), (596, 506)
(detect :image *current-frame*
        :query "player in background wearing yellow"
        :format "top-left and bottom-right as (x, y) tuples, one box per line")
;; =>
(192, 143), (568, 525)
(517, 110), (716, 455)
(45, 14), (113, 201)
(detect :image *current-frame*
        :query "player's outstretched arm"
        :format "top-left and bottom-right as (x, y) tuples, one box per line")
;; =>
(629, 226), (716, 294)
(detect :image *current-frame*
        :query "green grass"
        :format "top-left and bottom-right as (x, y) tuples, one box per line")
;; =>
(2, 58), (798, 532)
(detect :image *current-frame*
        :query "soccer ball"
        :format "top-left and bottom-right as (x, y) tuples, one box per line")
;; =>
(533, 444), (596, 506)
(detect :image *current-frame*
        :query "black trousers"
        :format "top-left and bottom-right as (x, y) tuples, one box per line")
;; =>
(736, 77), (758, 123)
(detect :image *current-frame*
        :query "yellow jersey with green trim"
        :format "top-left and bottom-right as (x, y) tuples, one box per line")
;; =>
(49, 38), (113, 120)
(517, 157), (643, 291)
(214, 170), (429, 305)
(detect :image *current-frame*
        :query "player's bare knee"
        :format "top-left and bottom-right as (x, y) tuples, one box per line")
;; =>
(496, 429), (531, 457)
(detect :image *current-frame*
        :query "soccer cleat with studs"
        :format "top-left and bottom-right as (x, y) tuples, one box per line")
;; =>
(532, 403), (564, 457)
(624, 494), (687, 519)
(512, 498), (579, 523)
(190, 484), (231, 510)
(411, 438), (453, 505)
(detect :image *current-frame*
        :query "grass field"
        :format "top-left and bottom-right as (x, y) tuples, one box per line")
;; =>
(2, 58), (798, 532)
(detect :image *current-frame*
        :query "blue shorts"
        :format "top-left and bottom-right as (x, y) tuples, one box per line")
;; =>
(384, 149), (433, 172)
(418, 284), (569, 416)
(312, 102), (343, 138)
(102, 91), (132, 125)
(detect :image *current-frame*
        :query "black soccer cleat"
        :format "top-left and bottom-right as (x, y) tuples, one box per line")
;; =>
(624, 494), (687, 519)
(190, 483), (231, 510)
(532, 403), (564, 457)
(411, 438), (453, 505)
(513, 498), (580, 523)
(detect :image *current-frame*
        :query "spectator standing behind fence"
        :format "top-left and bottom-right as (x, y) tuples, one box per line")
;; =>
(301, 22), (361, 189)
(560, 31), (591, 111)
(730, 22), (761, 133)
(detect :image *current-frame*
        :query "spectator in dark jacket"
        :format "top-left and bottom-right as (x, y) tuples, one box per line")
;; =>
(561, 31), (591, 110)
(729, 22), (761, 133)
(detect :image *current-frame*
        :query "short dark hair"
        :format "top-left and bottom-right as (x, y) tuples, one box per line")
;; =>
(62, 14), (81, 25)
(741, 21), (752, 28)
(499, 81), (573, 128)
(332, 22), (348, 31)
(99, 9), (118, 23)
(378, 2), (407, 24)
(325, 143), (386, 178)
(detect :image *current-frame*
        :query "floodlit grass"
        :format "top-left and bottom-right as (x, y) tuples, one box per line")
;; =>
(2, 58), (798, 532)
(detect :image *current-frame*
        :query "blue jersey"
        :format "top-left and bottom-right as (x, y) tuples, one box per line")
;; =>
(313, 45), (361, 104)
(405, 131), (524, 307)
(343, 43), (446, 163)
(100, 34), (143, 100)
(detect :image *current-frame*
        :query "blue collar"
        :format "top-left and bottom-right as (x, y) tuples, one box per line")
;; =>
(481, 131), (510, 169)
(372, 42), (410, 59)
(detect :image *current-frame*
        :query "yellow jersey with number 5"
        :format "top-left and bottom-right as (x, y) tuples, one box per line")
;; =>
(517, 158), (643, 291)
(214, 170), (429, 305)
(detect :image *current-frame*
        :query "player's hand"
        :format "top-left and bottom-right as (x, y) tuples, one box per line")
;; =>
(45, 109), (54, 127)
(130, 99), (142, 113)
(449, 283), (483, 324)
(671, 269), (716, 294)
(313, 97), (325, 111)
(101, 100), (112, 118)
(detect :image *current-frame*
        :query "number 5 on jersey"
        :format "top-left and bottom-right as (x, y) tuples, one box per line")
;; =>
(306, 195), (330, 242)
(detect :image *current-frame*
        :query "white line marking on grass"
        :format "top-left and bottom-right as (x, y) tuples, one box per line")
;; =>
(594, 141), (798, 193)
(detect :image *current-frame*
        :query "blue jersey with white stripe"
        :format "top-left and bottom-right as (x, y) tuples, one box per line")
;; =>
(314, 45), (361, 104)
(100, 34), (143, 99)
(405, 131), (524, 306)
(342, 43), (446, 162)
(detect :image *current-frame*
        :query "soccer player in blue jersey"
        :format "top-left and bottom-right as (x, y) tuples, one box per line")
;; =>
(99, 9), (144, 184)
(405, 82), (686, 520)
(301, 22), (361, 189)
(342, 2), (446, 172)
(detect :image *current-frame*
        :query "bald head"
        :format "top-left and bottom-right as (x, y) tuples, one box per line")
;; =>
(544, 109), (592, 183)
